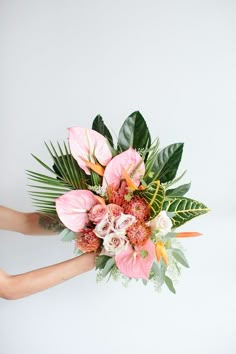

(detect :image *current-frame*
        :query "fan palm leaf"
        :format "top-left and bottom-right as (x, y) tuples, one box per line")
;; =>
(27, 141), (90, 215)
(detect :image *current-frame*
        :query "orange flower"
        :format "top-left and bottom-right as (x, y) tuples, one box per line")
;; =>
(155, 241), (168, 265)
(176, 232), (202, 238)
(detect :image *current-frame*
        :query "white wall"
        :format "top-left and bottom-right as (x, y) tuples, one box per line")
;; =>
(0, 1), (235, 354)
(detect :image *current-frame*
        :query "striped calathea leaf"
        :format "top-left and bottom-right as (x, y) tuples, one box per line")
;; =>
(162, 197), (209, 228)
(137, 180), (165, 219)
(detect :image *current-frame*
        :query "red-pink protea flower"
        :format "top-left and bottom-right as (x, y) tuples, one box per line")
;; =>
(107, 182), (128, 206)
(75, 228), (101, 252)
(126, 221), (152, 247)
(123, 196), (150, 221)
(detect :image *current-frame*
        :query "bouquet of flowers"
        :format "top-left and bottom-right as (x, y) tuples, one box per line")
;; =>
(27, 111), (209, 293)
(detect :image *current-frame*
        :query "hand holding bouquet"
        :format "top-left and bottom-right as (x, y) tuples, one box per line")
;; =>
(28, 111), (209, 293)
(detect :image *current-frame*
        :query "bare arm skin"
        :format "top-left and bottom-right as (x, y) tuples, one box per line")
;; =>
(0, 206), (64, 235)
(0, 206), (96, 300)
(0, 253), (96, 300)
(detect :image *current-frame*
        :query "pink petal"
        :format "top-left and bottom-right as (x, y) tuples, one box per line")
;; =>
(56, 190), (98, 232)
(68, 127), (112, 175)
(115, 239), (155, 280)
(102, 147), (145, 190)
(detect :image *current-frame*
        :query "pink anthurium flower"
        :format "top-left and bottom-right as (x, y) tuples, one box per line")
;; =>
(102, 147), (145, 190)
(68, 127), (112, 175)
(115, 239), (155, 280)
(56, 190), (99, 232)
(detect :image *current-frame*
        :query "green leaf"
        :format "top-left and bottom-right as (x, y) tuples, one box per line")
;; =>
(92, 115), (114, 147)
(172, 248), (190, 268)
(150, 260), (166, 285)
(28, 141), (91, 214)
(102, 257), (116, 277)
(31, 154), (56, 175)
(140, 250), (148, 259)
(143, 139), (160, 182)
(153, 143), (184, 183)
(164, 275), (176, 294)
(142, 279), (148, 286)
(95, 255), (111, 270)
(137, 181), (165, 219)
(60, 228), (76, 242)
(150, 261), (161, 277)
(162, 197), (210, 228)
(166, 183), (191, 197)
(117, 111), (151, 151)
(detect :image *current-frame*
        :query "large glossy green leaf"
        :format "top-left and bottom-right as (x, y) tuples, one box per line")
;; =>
(92, 114), (114, 147)
(137, 181), (165, 219)
(162, 197), (209, 228)
(117, 111), (151, 151)
(153, 143), (184, 183)
(166, 183), (191, 197)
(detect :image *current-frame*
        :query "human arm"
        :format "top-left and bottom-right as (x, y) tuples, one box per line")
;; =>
(0, 252), (96, 300)
(0, 206), (64, 235)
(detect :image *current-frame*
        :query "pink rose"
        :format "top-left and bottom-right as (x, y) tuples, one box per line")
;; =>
(94, 216), (113, 238)
(88, 204), (108, 224)
(107, 204), (124, 217)
(103, 233), (128, 255)
(114, 213), (136, 233)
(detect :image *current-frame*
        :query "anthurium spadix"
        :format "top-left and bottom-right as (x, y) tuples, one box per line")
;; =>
(102, 147), (145, 190)
(56, 190), (100, 232)
(68, 127), (112, 175)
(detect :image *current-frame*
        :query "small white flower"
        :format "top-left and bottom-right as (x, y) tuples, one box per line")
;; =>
(149, 211), (172, 236)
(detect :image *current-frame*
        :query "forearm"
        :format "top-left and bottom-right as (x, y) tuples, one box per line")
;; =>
(0, 206), (63, 235)
(0, 253), (95, 300)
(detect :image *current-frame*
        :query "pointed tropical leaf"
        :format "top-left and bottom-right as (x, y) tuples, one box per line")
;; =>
(92, 114), (114, 147)
(164, 275), (176, 294)
(166, 183), (191, 197)
(163, 170), (187, 189)
(102, 257), (116, 277)
(162, 197), (210, 228)
(144, 139), (160, 180)
(117, 111), (151, 151)
(96, 255), (112, 270)
(152, 143), (184, 183)
(172, 248), (190, 268)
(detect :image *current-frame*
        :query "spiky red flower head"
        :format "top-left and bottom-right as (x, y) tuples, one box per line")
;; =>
(123, 196), (150, 221)
(75, 228), (101, 252)
(107, 182), (128, 206)
(126, 221), (152, 247)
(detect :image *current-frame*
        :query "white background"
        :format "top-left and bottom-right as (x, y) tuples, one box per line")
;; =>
(0, 1), (235, 353)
